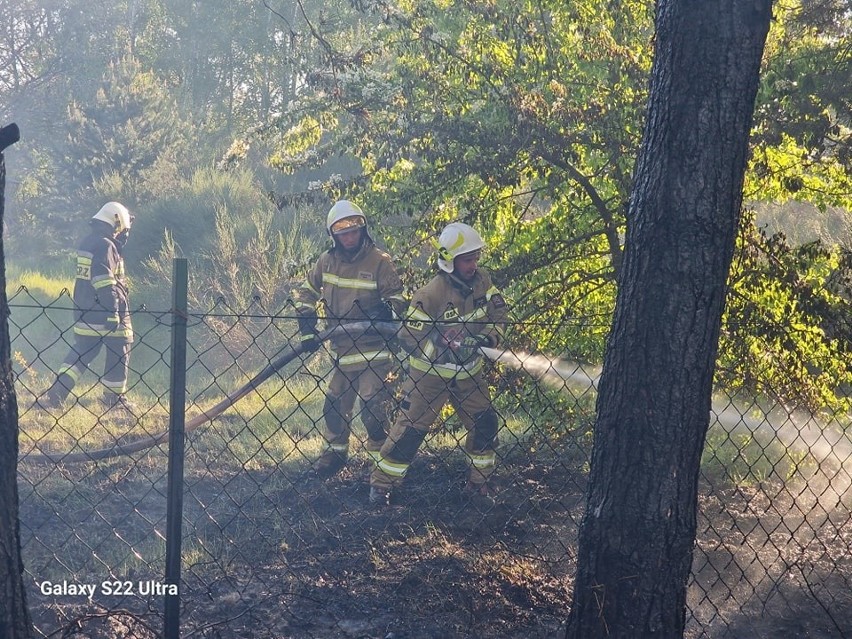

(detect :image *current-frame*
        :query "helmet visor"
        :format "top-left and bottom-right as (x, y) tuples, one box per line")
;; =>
(330, 215), (366, 235)
(456, 249), (482, 261)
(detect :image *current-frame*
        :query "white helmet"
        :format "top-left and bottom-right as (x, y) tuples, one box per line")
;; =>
(326, 200), (367, 236)
(436, 222), (485, 273)
(92, 201), (133, 233)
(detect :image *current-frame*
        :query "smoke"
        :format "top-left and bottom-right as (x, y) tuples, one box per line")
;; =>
(480, 346), (852, 509)
(713, 402), (852, 509)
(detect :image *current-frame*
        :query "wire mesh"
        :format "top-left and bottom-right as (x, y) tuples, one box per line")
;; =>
(11, 288), (852, 638)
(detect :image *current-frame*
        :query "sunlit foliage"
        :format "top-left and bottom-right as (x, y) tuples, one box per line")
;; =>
(261, 0), (851, 409)
(3, 0), (850, 411)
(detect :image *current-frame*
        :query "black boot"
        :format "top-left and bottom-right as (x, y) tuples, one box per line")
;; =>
(35, 383), (69, 412)
(104, 394), (137, 415)
(313, 449), (348, 479)
(34, 394), (63, 412)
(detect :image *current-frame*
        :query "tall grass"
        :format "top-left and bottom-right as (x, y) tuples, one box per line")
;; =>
(6, 268), (73, 300)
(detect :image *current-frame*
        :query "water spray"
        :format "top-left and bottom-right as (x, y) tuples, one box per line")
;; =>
(478, 345), (600, 391)
(473, 343), (852, 506)
(21, 319), (852, 505)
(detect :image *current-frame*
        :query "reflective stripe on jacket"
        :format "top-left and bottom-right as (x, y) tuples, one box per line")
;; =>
(293, 241), (405, 366)
(72, 226), (133, 342)
(401, 269), (508, 380)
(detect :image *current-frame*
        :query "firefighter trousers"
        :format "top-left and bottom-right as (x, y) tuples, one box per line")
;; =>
(48, 334), (131, 402)
(322, 360), (396, 461)
(370, 371), (499, 491)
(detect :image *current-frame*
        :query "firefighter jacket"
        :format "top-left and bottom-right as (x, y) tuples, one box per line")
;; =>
(402, 268), (507, 380)
(72, 222), (133, 342)
(293, 240), (406, 368)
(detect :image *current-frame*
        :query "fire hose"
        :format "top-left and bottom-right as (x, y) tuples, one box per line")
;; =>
(22, 319), (818, 466)
(20, 321), (620, 465)
(22, 322), (396, 465)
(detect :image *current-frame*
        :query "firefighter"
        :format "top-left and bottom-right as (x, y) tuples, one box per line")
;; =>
(41, 202), (136, 413)
(294, 200), (407, 478)
(369, 222), (508, 505)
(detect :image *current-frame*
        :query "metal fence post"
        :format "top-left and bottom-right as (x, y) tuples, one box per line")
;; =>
(164, 258), (188, 638)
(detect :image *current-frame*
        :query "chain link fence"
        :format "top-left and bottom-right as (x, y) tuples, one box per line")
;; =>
(11, 279), (852, 638)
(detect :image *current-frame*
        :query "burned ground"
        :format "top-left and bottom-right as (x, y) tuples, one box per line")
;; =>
(21, 437), (852, 638)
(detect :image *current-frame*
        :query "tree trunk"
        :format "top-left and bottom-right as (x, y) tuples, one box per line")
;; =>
(566, 1), (771, 637)
(0, 125), (32, 638)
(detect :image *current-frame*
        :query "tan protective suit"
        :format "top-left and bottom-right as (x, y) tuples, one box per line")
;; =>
(370, 267), (508, 491)
(294, 240), (406, 460)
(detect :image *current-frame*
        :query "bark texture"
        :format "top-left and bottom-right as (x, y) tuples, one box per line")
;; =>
(0, 140), (33, 638)
(566, 0), (772, 637)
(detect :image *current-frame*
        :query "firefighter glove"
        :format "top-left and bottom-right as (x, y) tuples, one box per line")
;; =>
(364, 300), (395, 322)
(457, 334), (490, 362)
(300, 333), (321, 353)
(297, 313), (320, 353)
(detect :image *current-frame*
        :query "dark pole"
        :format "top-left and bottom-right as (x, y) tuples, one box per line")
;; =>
(0, 123), (33, 638)
(164, 258), (188, 638)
